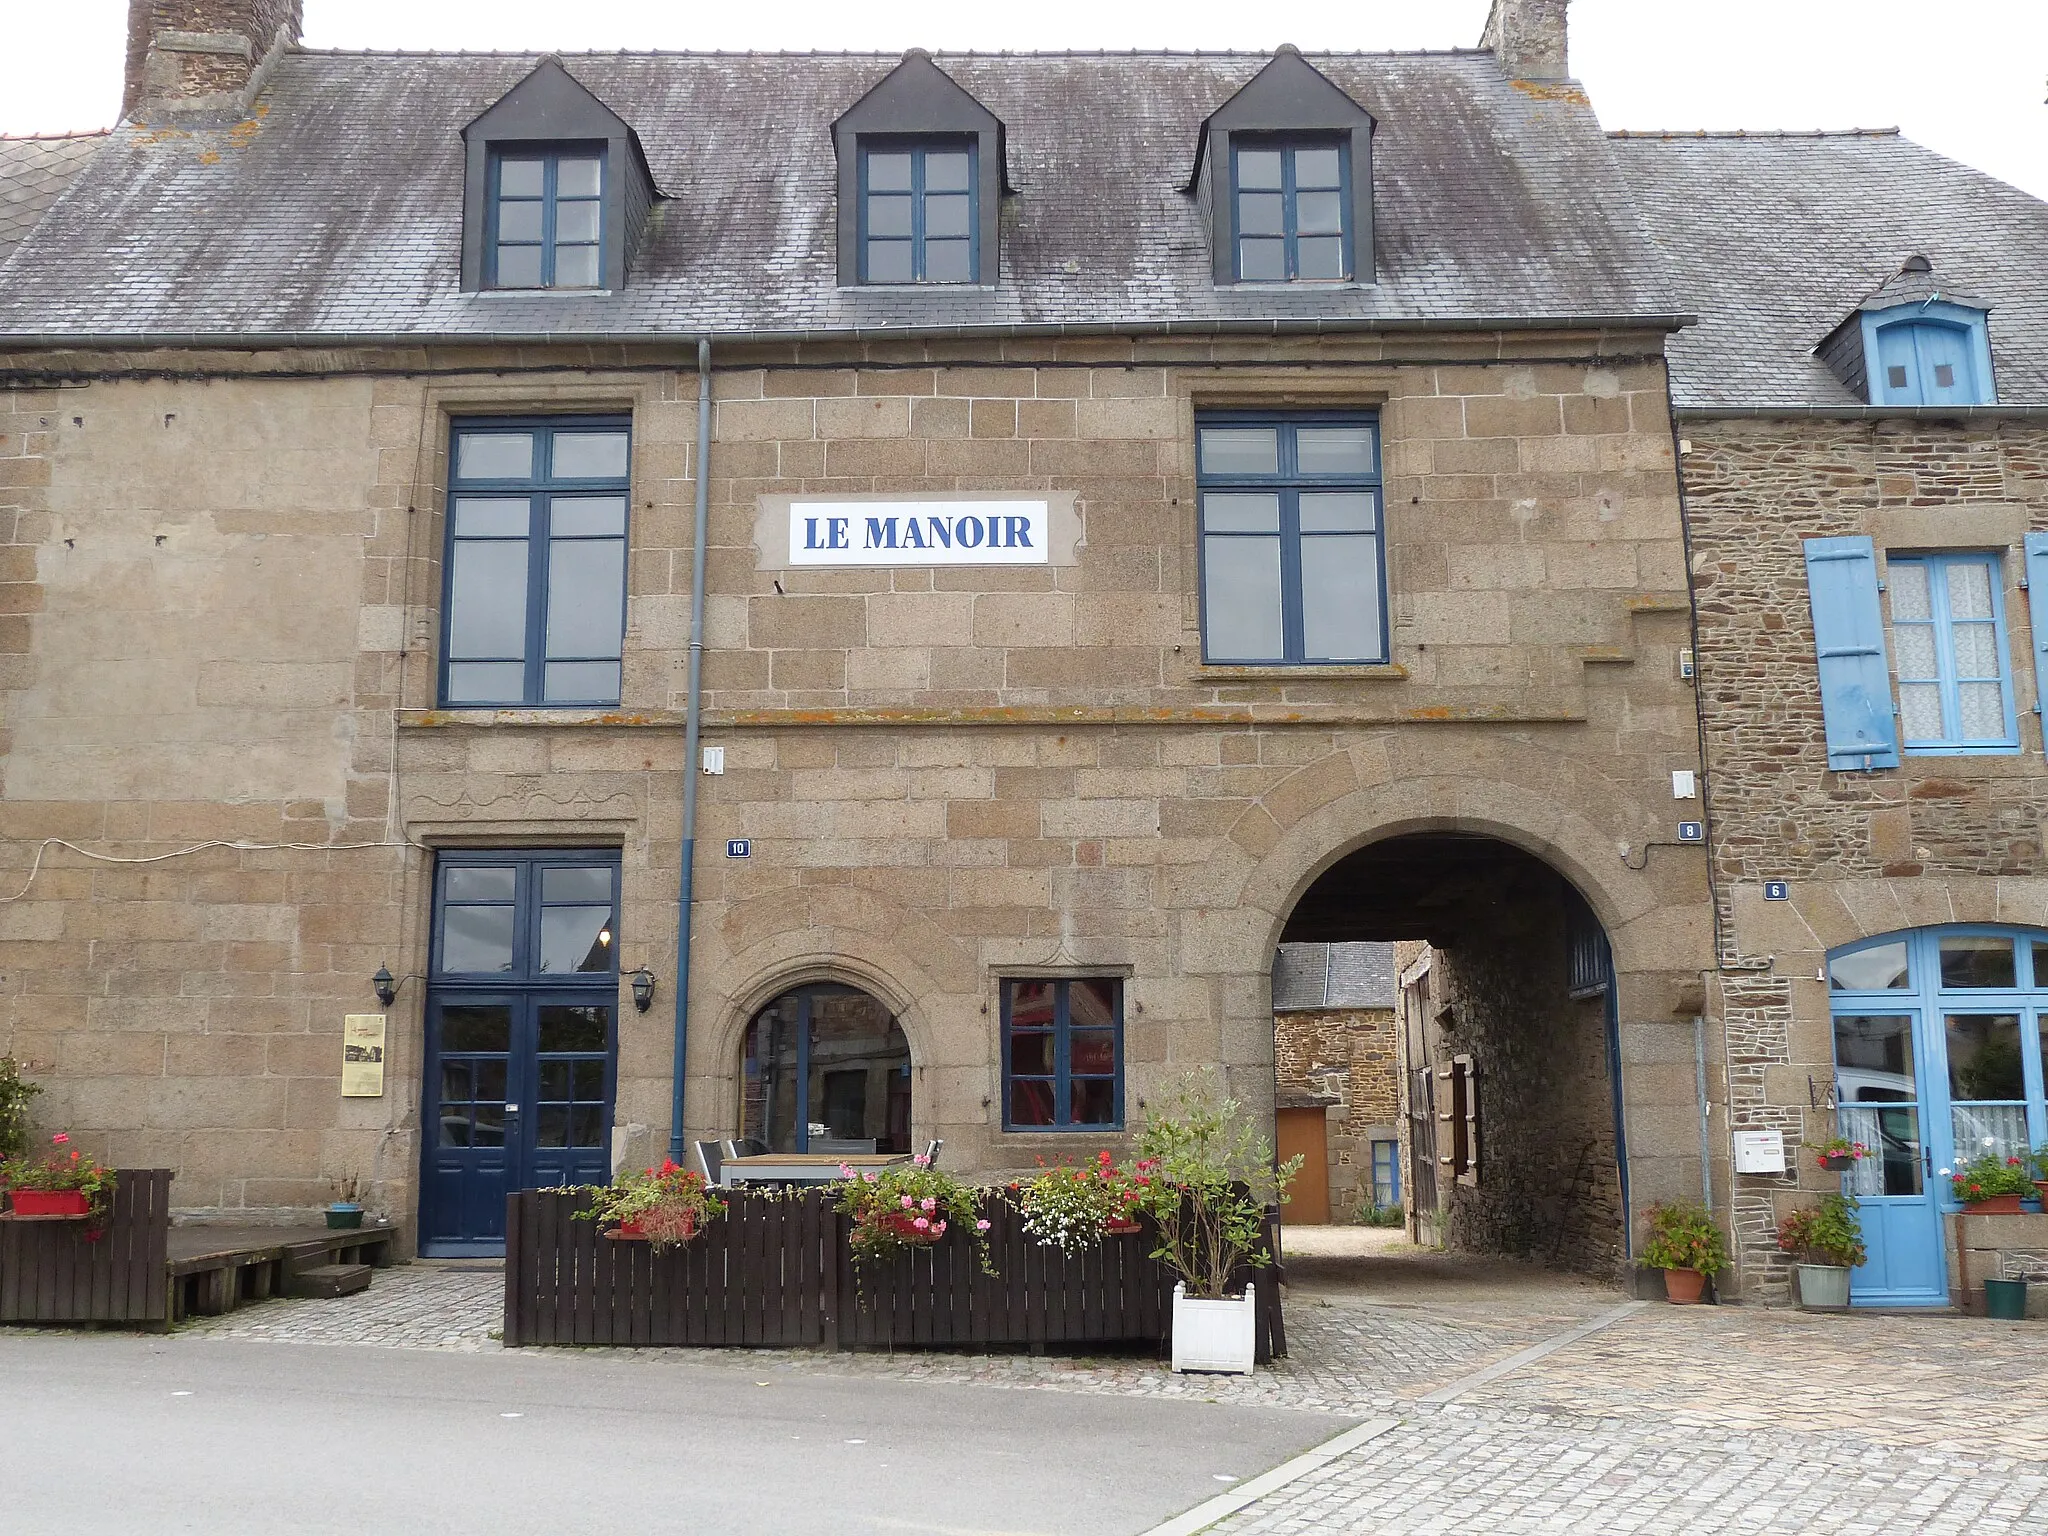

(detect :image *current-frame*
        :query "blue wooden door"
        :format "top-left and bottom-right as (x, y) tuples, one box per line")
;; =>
(524, 995), (614, 1192)
(422, 995), (517, 1255)
(1833, 1007), (1947, 1305)
(420, 852), (619, 1257)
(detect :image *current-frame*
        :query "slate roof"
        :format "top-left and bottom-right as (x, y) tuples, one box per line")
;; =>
(0, 49), (1678, 342)
(1611, 130), (2048, 409)
(0, 134), (106, 267)
(1272, 943), (1397, 1012)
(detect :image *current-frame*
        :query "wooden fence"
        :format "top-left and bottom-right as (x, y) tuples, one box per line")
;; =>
(504, 1186), (1284, 1361)
(0, 1169), (172, 1326)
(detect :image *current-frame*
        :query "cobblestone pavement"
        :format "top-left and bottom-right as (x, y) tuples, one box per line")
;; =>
(166, 1241), (2048, 1533)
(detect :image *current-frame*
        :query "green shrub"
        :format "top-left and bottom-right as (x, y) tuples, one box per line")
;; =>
(0, 1057), (40, 1162)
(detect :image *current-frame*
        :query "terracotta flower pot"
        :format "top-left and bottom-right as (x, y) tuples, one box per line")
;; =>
(1106, 1218), (1143, 1235)
(9, 1189), (90, 1217)
(1962, 1195), (2025, 1215)
(2034, 1180), (2048, 1206)
(1662, 1267), (1706, 1305)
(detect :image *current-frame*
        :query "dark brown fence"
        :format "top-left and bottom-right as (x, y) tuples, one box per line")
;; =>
(505, 1186), (1284, 1361)
(0, 1169), (172, 1326)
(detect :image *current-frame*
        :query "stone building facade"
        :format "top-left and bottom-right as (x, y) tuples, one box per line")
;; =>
(17, 2), (2044, 1303)
(0, 0), (1719, 1264)
(1620, 130), (2048, 1306)
(1272, 941), (1399, 1221)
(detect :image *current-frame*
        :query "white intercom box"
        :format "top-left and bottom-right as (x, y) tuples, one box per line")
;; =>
(1731, 1129), (1787, 1174)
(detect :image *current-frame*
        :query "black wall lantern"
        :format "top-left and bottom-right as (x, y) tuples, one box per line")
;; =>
(630, 967), (656, 1013)
(372, 966), (400, 1008)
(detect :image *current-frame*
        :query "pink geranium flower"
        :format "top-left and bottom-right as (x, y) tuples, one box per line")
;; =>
(912, 1216), (929, 1231)
(900, 1194), (914, 1209)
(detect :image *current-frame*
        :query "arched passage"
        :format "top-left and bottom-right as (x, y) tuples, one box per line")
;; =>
(1276, 831), (1629, 1274)
(740, 985), (914, 1156)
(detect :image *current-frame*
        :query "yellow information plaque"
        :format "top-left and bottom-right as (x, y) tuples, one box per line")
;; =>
(341, 1013), (388, 1098)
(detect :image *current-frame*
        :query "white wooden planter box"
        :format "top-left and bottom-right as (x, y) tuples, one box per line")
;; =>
(1171, 1282), (1256, 1374)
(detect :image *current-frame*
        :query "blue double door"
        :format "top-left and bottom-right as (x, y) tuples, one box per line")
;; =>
(1830, 927), (2048, 1305)
(420, 852), (620, 1257)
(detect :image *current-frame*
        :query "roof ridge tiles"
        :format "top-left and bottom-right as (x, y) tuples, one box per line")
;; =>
(1608, 127), (1902, 141)
(287, 45), (1493, 62)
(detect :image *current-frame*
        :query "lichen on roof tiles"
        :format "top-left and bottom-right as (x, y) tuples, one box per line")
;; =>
(0, 49), (1675, 340)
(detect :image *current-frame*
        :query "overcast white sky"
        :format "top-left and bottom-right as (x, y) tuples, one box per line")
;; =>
(5, 1), (2044, 197)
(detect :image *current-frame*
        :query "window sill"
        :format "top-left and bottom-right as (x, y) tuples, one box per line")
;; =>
(402, 707), (685, 729)
(469, 288), (617, 299)
(1901, 743), (2024, 758)
(839, 282), (997, 293)
(1192, 663), (1407, 682)
(998, 1126), (1128, 1139)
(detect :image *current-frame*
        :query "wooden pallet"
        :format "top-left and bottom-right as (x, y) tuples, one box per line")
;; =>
(168, 1224), (397, 1323)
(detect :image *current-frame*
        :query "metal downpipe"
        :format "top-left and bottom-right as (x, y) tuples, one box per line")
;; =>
(670, 338), (713, 1163)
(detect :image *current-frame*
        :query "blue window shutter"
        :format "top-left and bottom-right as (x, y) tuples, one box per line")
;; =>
(2023, 533), (2048, 729)
(1803, 536), (1900, 770)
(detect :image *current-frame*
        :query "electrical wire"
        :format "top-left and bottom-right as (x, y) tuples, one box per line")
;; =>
(0, 835), (424, 904)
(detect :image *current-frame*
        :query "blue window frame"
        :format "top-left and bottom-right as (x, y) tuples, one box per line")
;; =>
(1830, 927), (2048, 1195)
(859, 139), (976, 284)
(1195, 413), (1386, 665)
(1885, 552), (2018, 755)
(1002, 978), (1123, 1131)
(1863, 303), (1996, 407)
(488, 146), (605, 290)
(1370, 1139), (1401, 1210)
(1232, 137), (1350, 283)
(441, 418), (631, 707)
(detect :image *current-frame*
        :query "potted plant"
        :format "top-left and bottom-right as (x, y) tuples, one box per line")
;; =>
(1641, 1200), (1729, 1304)
(1, 1132), (116, 1224)
(1808, 1136), (1870, 1174)
(1948, 1153), (2036, 1215)
(834, 1151), (991, 1269)
(1016, 1150), (1143, 1254)
(1129, 1074), (1301, 1375)
(1775, 1193), (1866, 1310)
(327, 1174), (365, 1229)
(576, 1160), (725, 1251)
(2031, 1146), (2048, 1207)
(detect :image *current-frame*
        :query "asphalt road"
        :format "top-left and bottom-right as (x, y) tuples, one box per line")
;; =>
(0, 1334), (1346, 1535)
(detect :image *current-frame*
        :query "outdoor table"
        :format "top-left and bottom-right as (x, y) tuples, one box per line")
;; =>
(721, 1152), (906, 1187)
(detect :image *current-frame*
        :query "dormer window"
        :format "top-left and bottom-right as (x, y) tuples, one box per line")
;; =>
(860, 140), (976, 284)
(460, 58), (661, 296)
(834, 50), (1008, 289)
(1815, 255), (1997, 408)
(1869, 309), (1990, 406)
(1234, 138), (1349, 282)
(490, 148), (605, 290)
(1189, 47), (1376, 288)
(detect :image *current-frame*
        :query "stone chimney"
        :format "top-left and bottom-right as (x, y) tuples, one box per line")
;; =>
(1479, 0), (1571, 83)
(123, 0), (303, 118)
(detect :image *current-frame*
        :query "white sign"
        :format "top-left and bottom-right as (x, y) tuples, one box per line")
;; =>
(787, 500), (1050, 566)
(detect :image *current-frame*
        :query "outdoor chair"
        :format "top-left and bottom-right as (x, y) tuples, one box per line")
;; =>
(692, 1140), (724, 1186)
(724, 1138), (768, 1162)
(923, 1139), (943, 1167)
